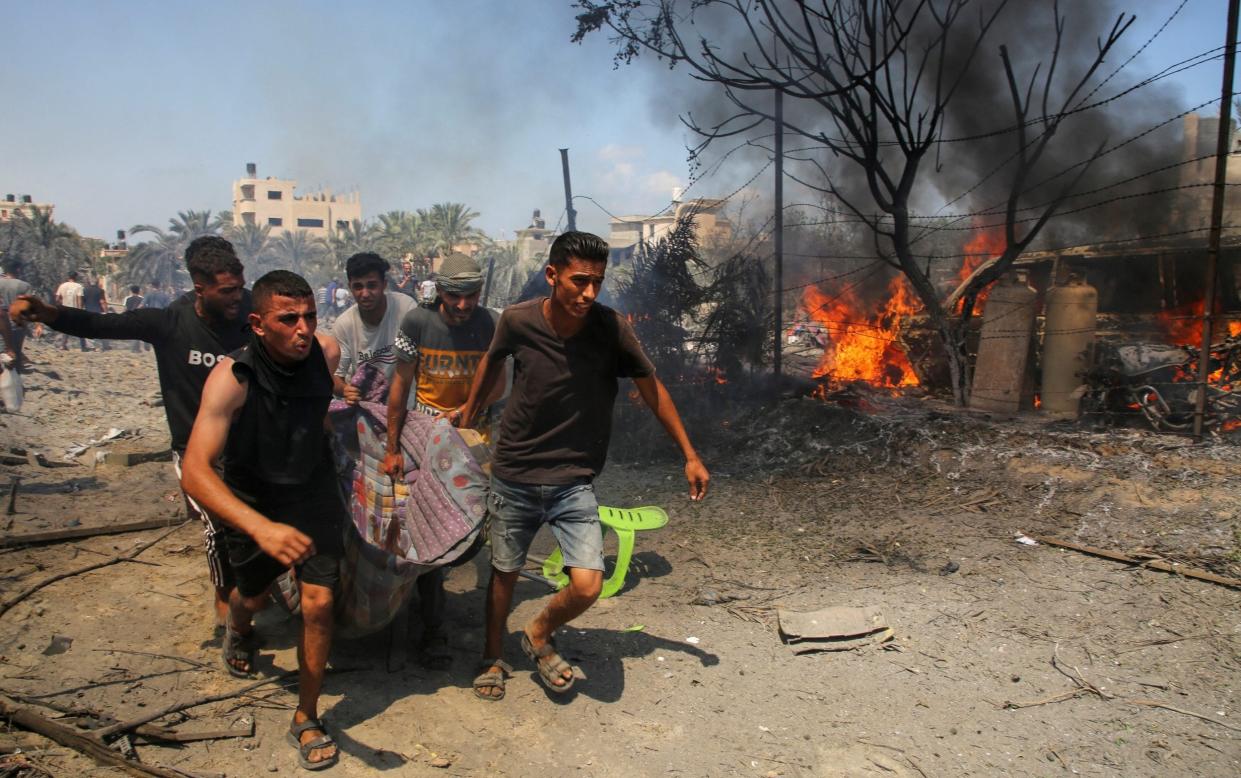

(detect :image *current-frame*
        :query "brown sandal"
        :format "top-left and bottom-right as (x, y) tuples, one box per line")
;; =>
(520, 632), (575, 693)
(472, 658), (512, 701)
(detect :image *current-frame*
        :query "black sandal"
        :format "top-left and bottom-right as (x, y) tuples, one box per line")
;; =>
(416, 629), (453, 671)
(287, 716), (339, 771)
(221, 626), (258, 679)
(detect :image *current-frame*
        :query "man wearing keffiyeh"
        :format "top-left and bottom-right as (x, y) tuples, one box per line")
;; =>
(382, 252), (503, 668)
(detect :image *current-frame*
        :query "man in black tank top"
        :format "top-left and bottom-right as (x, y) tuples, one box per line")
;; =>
(181, 270), (343, 770)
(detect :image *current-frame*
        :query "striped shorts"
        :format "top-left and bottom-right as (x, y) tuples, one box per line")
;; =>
(172, 451), (235, 591)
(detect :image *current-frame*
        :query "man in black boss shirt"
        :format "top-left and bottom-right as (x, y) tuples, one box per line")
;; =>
(10, 236), (251, 629)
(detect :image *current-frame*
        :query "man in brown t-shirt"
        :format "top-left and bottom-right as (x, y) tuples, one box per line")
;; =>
(457, 231), (709, 700)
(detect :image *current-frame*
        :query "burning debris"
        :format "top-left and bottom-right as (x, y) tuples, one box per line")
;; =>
(1085, 336), (1241, 434)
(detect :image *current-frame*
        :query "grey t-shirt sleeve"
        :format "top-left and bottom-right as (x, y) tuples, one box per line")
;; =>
(331, 315), (356, 378)
(615, 313), (656, 378)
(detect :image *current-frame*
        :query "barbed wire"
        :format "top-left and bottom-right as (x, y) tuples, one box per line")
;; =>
(1072, 0), (1190, 110)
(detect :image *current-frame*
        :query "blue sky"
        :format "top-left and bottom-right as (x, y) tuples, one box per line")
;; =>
(0, 0), (1232, 242)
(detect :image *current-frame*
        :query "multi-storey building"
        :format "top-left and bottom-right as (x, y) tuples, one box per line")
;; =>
(608, 192), (733, 250)
(231, 163), (360, 237)
(0, 194), (54, 223)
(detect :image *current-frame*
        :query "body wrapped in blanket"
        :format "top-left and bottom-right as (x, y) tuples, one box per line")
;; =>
(312, 364), (489, 637)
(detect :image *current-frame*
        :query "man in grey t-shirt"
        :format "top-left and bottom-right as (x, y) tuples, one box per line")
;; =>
(0, 262), (34, 368)
(329, 253), (416, 400)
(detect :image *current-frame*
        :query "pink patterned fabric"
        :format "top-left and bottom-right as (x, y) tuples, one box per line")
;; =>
(329, 364), (487, 636)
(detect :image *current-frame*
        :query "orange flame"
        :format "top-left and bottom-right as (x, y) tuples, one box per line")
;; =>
(957, 223), (1004, 313)
(800, 275), (921, 388)
(1157, 301), (1241, 346)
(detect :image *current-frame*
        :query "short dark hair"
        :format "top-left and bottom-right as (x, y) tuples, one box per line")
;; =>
(345, 252), (389, 281)
(549, 231), (608, 268)
(185, 236), (243, 283)
(252, 270), (313, 313)
(68, 271), (79, 280)
(130, 285), (140, 294)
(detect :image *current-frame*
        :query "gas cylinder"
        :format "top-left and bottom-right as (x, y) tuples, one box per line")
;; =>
(1041, 275), (1098, 418)
(970, 272), (1037, 414)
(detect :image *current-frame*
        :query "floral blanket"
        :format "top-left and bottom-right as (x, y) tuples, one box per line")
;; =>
(326, 364), (488, 637)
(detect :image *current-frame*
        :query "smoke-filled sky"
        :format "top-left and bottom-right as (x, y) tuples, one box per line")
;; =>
(0, 0), (1231, 242)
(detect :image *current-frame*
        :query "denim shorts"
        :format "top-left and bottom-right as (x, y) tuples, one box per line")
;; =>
(488, 475), (603, 573)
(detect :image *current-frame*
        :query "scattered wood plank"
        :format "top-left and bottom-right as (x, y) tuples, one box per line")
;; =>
(92, 672), (297, 739)
(0, 523), (186, 619)
(1027, 534), (1241, 590)
(0, 700), (186, 778)
(0, 691), (250, 744)
(0, 516), (184, 549)
(1129, 699), (1241, 733)
(5, 476), (19, 515)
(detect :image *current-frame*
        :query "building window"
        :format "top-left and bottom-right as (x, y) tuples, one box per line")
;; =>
(297, 218), (324, 228)
(240, 184), (255, 201)
(267, 190), (283, 200)
(268, 217), (283, 226)
(336, 220), (348, 230)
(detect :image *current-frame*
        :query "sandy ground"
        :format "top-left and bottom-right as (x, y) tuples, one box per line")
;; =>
(0, 338), (1239, 777)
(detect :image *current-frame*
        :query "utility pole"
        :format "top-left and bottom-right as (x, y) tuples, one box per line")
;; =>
(773, 89), (784, 380)
(1192, 0), (1239, 439)
(560, 148), (578, 233)
(481, 253), (497, 307)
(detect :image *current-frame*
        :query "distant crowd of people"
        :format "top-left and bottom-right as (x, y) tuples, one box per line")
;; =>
(316, 259), (438, 327)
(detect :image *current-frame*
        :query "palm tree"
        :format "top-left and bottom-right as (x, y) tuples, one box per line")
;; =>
(330, 219), (377, 257)
(224, 222), (272, 273)
(374, 210), (427, 262)
(266, 229), (329, 279)
(477, 243), (522, 307)
(123, 226), (185, 289)
(127, 210), (228, 289)
(426, 202), (483, 255)
(6, 209), (81, 294)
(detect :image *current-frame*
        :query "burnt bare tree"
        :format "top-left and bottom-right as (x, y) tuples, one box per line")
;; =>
(697, 249), (773, 380)
(615, 212), (706, 375)
(574, 0), (1134, 403)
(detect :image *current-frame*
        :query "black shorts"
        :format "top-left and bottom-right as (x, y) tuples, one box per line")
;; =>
(223, 475), (346, 599)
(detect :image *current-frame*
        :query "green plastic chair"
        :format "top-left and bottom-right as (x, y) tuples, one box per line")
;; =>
(541, 505), (668, 598)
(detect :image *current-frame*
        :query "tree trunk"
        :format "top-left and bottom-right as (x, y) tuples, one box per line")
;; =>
(929, 313), (971, 406)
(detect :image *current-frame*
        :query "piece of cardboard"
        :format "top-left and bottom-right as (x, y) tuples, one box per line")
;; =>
(777, 606), (893, 654)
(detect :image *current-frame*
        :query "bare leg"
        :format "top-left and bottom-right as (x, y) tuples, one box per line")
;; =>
(226, 587), (269, 675)
(213, 585), (232, 628)
(477, 568), (519, 698)
(293, 582), (337, 765)
(525, 567), (602, 688)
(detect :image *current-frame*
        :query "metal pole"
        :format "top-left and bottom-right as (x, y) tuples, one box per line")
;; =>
(559, 148), (578, 233)
(774, 88), (784, 379)
(1192, 0), (1239, 438)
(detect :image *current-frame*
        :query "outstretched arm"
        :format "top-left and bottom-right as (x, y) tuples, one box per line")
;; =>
(181, 361), (315, 566)
(632, 375), (709, 501)
(10, 294), (168, 343)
